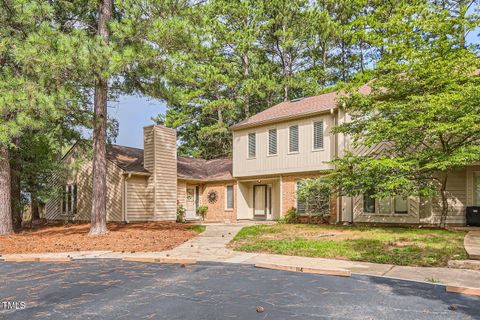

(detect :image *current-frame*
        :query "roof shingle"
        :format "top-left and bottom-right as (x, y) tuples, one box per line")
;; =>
(107, 145), (233, 181)
(231, 85), (371, 130)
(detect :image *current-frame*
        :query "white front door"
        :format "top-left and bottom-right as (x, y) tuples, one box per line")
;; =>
(185, 187), (198, 220)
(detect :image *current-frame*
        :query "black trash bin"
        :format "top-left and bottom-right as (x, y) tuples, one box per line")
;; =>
(466, 206), (480, 227)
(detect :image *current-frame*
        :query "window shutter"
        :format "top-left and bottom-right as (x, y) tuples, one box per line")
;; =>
(289, 125), (299, 153)
(226, 186), (234, 209)
(268, 129), (277, 155)
(313, 121), (324, 149)
(248, 133), (256, 158)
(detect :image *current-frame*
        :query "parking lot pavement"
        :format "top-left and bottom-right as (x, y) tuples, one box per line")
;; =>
(0, 260), (479, 320)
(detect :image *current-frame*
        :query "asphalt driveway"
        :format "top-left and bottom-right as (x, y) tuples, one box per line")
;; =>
(0, 260), (479, 319)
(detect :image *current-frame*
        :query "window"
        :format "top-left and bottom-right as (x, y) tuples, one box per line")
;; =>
(363, 194), (409, 215)
(289, 125), (299, 153)
(226, 185), (234, 209)
(394, 196), (408, 214)
(378, 198), (391, 214)
(313, 121), (324, 150)
(296, 181), (306, 214)
(363, 192), (375, 214)
(248, 133), (256, 158)
(296, 180), (330, 216)
(62, 184), (77, 215)
(268, 128), (277, 155)
(195, 186), (200, 208)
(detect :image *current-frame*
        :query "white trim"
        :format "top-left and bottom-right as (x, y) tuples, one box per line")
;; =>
(474, 171), (480, 206)
(279, 176), (283, 216)
(124, 178), (129, 223)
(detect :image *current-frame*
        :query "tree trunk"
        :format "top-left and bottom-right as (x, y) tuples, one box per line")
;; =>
(90, 0), (112, 235)
(31, 191), (40, 221)
(0, 146), (13, 235)
(242, 52), (250, 118)
(10, 142), (22, 229)
(439, 173), (449, 229)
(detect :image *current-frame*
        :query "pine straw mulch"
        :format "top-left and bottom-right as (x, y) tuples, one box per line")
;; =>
(0, 222), (200, 254)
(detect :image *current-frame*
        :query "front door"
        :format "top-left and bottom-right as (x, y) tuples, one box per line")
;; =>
(185, 186), (198, 220)
(253, 185), (272, 219)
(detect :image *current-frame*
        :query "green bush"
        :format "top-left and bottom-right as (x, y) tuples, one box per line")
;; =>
(196, 205), (208, 220)
(176, 204), (186, 223)
(278, 207), (298, 224)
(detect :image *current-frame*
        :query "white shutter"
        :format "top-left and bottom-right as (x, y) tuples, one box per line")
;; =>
(268, 128), (277, 155)
(248, 133), (256, 158)
(313, 121), (324, 150)
(289, 125), (299, 153)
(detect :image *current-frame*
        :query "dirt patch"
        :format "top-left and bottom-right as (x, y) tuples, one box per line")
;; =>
(0, 222), (200, 254)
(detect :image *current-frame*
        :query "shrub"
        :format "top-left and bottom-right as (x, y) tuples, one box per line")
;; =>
(176, 204), (186, 223)
(297, 178), (332, 223)
(278, 207), (298, 224)
(196, 205), (208, 220)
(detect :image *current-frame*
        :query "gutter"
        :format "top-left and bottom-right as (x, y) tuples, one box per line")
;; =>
(230, 108), (337, 131)
(122, 171), (151, 177)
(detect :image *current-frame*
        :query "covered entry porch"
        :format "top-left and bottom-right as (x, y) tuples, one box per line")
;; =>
(236, 177), (281, 220)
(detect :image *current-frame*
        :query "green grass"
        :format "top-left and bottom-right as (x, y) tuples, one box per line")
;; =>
(186, 225), (206, 233)
(230, 224), (467, 267)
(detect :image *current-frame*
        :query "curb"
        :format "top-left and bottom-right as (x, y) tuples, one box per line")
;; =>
(446, 285), (480, 297)
(255, 263), (351, 277)
(2, 257), (72, 262)
(122, 257), (197, 265)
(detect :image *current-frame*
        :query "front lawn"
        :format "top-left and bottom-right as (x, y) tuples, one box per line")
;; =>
(230, 224), (467, 267)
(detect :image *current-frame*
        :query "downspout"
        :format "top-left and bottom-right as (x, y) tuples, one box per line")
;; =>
(124, 173), (132, 223)
(332, 109), (341, 224)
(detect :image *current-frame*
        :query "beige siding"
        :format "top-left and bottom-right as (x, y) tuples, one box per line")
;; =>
(143, 126), (155, 173)
(420, 168), (468, 225)
(45, 145), (123, 222)
(233, 114), (335, 177)
(126, 176), (153, 221)
(148, 125), (177, 221)
(352, 195), (421, 224)
(44, 170), (64, 220)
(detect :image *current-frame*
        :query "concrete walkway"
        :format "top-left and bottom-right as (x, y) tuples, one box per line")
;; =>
(464, 231), (480, 260)
(2, 224), (480, 289)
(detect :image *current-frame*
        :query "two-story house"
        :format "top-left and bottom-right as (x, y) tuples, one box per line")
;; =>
(45, 88), (480, 226)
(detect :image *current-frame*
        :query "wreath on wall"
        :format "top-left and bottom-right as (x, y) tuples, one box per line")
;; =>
(207, 190), (218, 204)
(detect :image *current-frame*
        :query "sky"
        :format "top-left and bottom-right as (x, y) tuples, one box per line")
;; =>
(110, 95), (166, 148)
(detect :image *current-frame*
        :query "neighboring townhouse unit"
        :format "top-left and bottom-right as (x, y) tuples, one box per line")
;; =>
(46, 89), (480, 226)
(46, 125), (236, 223)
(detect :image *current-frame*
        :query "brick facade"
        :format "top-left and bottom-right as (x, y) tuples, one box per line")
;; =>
(281, 173), (337, 224)
(200, 181), (237, 223)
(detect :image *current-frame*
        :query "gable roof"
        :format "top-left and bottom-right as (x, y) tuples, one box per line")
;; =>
(231, 84), (371, 130)
(107, 144), (233, 181)
(107, 145), (148, 173)
(177, 157), (234, 181)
